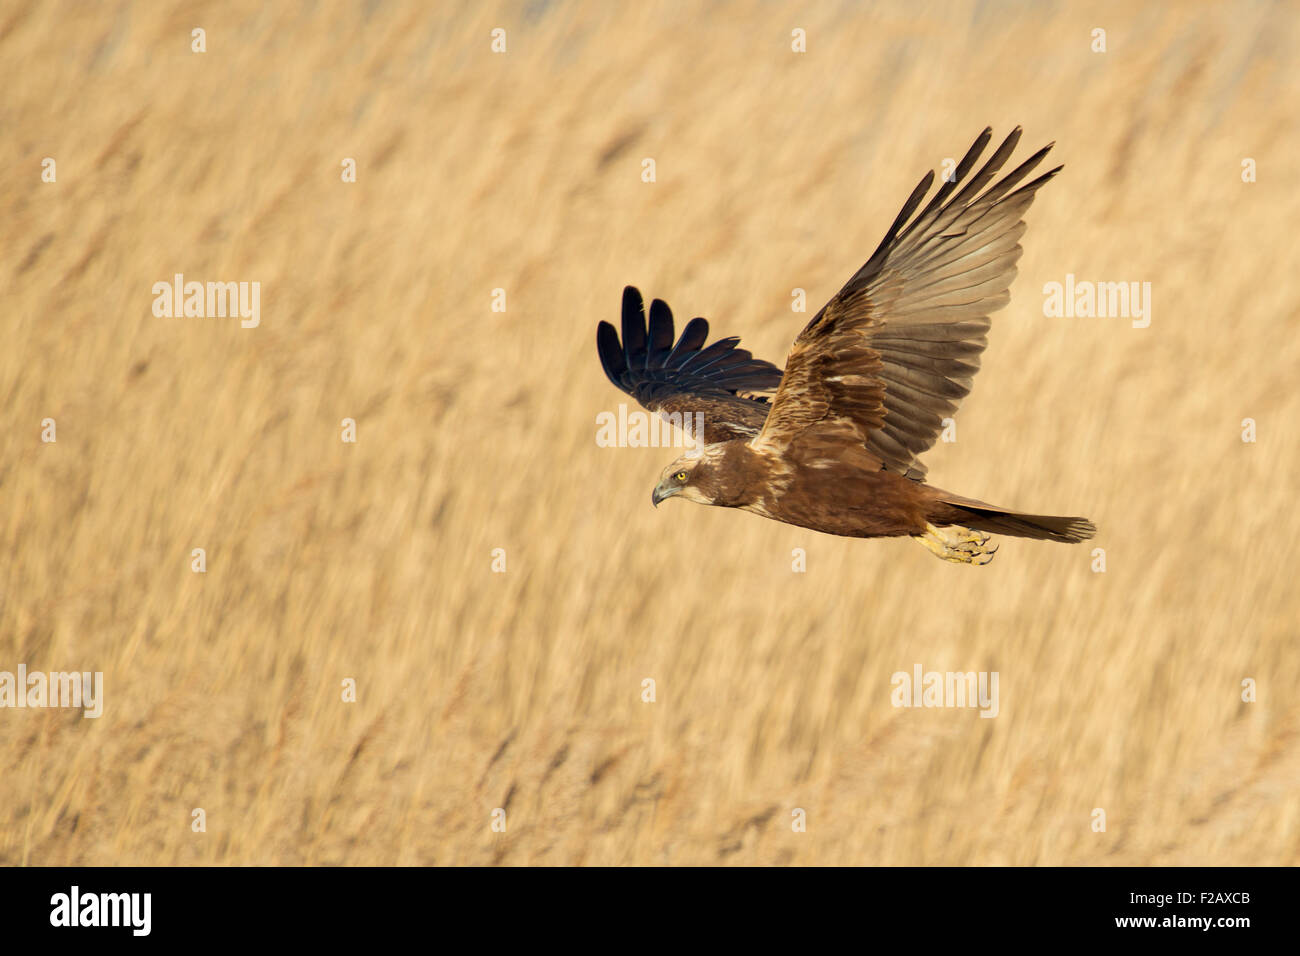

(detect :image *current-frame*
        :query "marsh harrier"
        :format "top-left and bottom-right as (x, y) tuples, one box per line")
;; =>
(597, 128), (1094, 564)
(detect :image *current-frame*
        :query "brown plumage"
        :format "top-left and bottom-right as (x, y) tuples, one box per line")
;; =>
(597, 128), (1095, 564)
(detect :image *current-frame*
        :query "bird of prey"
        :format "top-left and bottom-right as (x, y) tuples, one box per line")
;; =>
(596, 128), (1094, 564)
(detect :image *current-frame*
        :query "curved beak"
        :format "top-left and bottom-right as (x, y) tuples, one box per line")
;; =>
(651, 481), (675, 508)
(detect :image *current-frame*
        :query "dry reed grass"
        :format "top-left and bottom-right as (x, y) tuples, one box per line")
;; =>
(1, 0), (1297, 864)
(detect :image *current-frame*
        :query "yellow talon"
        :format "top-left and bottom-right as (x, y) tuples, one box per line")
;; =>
(915, 524), (999, 565)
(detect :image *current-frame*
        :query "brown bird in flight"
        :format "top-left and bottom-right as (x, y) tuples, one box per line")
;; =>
(597, 128), (1094, 564)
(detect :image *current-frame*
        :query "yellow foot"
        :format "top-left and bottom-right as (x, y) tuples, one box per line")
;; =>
(915, 523), (999, 565)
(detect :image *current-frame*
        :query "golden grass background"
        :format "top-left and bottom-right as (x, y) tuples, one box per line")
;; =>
(2, 0), (1298, 865)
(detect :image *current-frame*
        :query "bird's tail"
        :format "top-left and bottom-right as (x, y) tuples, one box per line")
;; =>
(934, 492), (1096, 543)
(956, 506), (1095, 543)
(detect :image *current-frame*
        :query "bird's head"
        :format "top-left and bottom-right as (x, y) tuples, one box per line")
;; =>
(651, 451), (717, 507)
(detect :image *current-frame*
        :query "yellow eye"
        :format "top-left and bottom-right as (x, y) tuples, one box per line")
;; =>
(674, 470), (688, 482)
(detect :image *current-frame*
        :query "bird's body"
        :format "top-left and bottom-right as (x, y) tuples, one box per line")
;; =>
(667, 439), (920, 535)
(657, 439), (1087, 544)
(599, 128), (1095, 563)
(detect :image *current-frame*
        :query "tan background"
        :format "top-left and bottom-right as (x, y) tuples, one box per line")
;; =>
(2, 0), (1297, 864)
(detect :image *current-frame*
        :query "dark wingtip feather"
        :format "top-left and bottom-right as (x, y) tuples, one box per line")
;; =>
(860, 169), (934, 276)
(620, 286), (647, 367)
(678, 335), (741, 374)
(665, 317), (710, 367)
(909, 130), (996, 226)
(646, 298), (676, 366)
(596, 321), (627, 388)
(599, 290), (784, 403)
(1016, 164), (1064, 198)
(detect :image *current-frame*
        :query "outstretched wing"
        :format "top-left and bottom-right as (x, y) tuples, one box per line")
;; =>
(597, 286), (784, 444)
(751, 128), (1060, 479)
